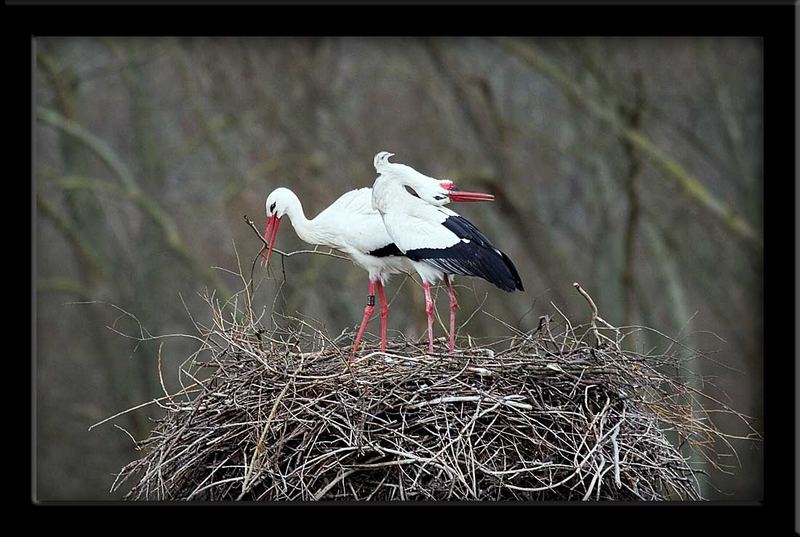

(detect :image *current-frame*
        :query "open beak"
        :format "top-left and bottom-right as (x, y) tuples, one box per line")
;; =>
(260, 214), (281, 269)
(447, 188), (495, 203)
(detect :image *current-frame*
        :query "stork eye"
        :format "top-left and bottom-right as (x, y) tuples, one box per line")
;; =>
(269, 202), (277, 213)
(434, 195), (446, 200)
(404, 186), (421, 198)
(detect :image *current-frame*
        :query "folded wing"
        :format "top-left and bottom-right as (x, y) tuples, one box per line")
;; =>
(387, 206), (524, 292)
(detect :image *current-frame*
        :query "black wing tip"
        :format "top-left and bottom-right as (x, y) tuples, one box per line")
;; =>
(499, 251), (525, 292)
(408, 244), (525, 292)
(440, 215), (525, 292)
(514, 275), (525, 292)
(498, 279), (524, 293)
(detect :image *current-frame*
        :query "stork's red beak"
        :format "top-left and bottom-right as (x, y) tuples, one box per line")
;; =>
(261, 214), (281, 269)
(440, 180), (495, 202)
(447, 188), (495, 203)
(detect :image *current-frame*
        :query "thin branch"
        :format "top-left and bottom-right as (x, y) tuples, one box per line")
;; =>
(243, 215), (349, 262)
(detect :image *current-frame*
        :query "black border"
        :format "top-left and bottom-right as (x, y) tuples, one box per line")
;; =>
(16, 1), (794, 533)
(4, 4), (798, 35)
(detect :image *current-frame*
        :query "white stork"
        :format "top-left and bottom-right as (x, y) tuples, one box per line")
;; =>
(371, 152), (524, 353)
(261, 172), (493, 358)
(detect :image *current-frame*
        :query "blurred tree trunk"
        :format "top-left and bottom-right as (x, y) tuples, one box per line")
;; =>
(492, 37), (761, 251)
(37, 47), (144, 437)
(619, 70), (644, 332)
(424, 39), (574, 308)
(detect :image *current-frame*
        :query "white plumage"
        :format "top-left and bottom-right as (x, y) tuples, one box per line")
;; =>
(262, 161), (493, 358)
(371, 151), (524, 353)
(268, 187), (411, 285)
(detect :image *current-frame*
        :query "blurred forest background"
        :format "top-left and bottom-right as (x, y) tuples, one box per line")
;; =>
(34, 37), (762, 501)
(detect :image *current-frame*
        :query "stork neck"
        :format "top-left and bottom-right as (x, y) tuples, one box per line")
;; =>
(372, 175), (410, 215)
(282, 194), (335, 248)
(398, 170), (439, 194)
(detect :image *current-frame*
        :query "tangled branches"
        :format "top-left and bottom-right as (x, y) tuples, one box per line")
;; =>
(109, 284), (757, 501)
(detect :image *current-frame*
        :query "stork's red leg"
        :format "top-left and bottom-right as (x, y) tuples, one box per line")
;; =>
(350, 280), (376, 361)
(444, 274), (458, 353)
(376, 281), (388, 352)
(423, 282), (434, 353)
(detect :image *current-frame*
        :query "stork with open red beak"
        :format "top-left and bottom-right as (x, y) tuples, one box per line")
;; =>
(371, 152), (524, 353)
(261, 168), (493, 359)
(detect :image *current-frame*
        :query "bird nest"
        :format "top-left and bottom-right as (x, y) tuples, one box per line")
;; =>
(109, 284), (754, 501)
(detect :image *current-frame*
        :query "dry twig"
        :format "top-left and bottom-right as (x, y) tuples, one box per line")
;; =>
(108, 277), (757, 501)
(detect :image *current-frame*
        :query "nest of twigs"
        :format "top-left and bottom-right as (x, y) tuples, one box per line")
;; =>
(111, 284), (754, 501)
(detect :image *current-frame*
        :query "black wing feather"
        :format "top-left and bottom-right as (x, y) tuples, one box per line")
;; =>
(368, 243), (405, 258)
(405, 215), (524, 292)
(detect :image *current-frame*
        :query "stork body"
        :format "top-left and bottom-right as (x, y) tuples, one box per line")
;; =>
(371, 152), (524, 353)
(262, 175), (493, 358)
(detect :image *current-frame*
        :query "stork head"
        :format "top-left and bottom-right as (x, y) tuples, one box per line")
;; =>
(374, 151), (395, 171)
(417, 179), (495, 206)
(261, 187), (295, 268)
(265, 187), (295, 219)
(373, 150), (494, 205)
